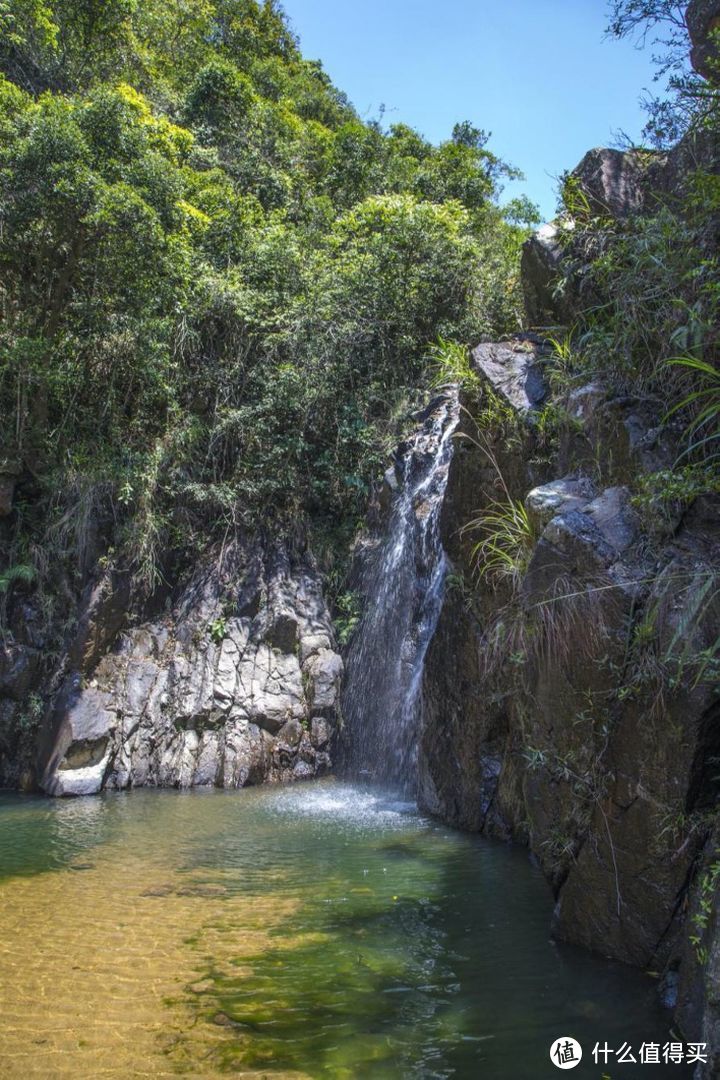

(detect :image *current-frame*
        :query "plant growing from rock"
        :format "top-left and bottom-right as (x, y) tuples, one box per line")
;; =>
(467, 497), (535, 591)
(428, 337), (478, 392)
(690, 858), (720, 964)
(666, 354), (720, 462)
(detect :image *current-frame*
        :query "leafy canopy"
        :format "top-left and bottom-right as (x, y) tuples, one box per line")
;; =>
(0, 0), (535, 598)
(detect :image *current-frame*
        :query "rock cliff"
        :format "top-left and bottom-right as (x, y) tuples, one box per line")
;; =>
(419, 121), (720, 1070)
(418, 343), (720, 1071)
(2, 540), (342, 795)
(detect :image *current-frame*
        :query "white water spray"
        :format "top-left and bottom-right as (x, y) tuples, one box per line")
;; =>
(342, 388), (459, 793)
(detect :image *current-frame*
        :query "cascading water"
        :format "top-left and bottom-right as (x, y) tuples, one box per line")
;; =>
(342, 387), (460, 793)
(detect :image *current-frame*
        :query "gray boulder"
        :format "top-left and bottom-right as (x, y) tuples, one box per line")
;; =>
(571, 147), (646, 219)
(471, 340), (548, 414)
(581, 486), (639, 554)
(525, 477), (596, 531)
(43, 681), (117, 797)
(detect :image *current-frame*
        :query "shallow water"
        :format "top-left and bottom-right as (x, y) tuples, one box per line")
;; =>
(0, 780), (691, 1078)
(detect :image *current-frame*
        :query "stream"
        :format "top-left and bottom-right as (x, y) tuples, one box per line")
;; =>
(0, 780), (690, 1078)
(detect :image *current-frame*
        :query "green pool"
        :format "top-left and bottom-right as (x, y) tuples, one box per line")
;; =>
(0, 780), (691, 1078)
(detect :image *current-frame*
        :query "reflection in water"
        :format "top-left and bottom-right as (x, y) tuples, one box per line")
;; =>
(0, 781), (689, 1078)
(1, 792), (112, 876)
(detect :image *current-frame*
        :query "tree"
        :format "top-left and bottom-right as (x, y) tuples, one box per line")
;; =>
(606, 0), (715, 146)
(0, 0), (139, 90)
(0, 0), (529, 599)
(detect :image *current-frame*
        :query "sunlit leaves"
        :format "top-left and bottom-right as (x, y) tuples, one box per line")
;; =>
(0, 0), (531, 579)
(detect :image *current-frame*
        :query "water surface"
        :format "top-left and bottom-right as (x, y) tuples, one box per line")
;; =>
(0, 780), (690, 1078)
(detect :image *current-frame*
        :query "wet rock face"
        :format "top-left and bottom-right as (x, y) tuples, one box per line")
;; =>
(418, 333), (720, 1052)
(342, 390), (459, 789)
(40, 542), (341, 796)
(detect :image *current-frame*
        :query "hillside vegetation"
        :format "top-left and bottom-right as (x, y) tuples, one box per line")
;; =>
(0, 0), (534, 616)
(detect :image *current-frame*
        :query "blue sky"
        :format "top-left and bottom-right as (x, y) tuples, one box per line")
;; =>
(283, 0), (661, 220)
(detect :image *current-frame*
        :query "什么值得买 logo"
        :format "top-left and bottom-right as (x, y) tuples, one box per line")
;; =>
(550, 1037), (583, 1070)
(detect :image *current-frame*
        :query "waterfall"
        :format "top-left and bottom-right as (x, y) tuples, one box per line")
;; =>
(342, 387), (460, 794)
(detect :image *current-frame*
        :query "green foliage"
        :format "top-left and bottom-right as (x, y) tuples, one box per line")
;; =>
(663, 571), (720, 690)
(690, 858), (720, 965)
(465, 494), (536, 592)
(15, 690), (43, 734)
(0, 563), (36, 593)
(620, 568), (720, 708)
(0, 0), (532, 615)
(529, 401), (580, 466)
(332, 591), (361, 647)
(208, 615), (227, 645)
(570, 206), (718, 391)
(550, 166), (720, 519)
(606, 1), (717, 147)
(428, 338), (479, 391)
(666, 355), (720, 462)
(473, 385), (522, 447)
(550, 161), (720, 529)
(559, 173), (594, 222)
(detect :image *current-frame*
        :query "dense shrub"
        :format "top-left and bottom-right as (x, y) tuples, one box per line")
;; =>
(0, 0), (533, 605)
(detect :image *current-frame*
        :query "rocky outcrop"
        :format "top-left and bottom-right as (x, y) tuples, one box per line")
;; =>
(522, 128), (720, 328)
(521, 223), (569, 328)
(418, 337), (553, 832)
(521, 148), (650, 327)
(418, 335), (720, 1063)
(572, 147), (648, 218)
(561, 382), (678, 484)
(471, 340), (548, 413)
(687, 0), (720, 80)
(39, 541), (341, 796)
